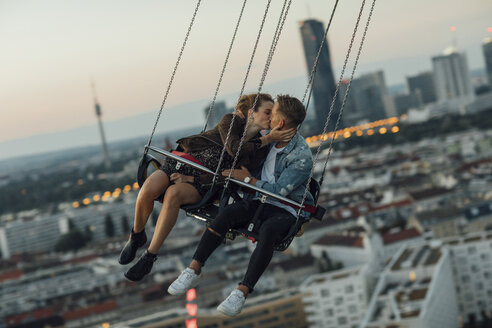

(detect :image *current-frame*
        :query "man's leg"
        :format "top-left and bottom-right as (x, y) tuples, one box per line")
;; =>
(191, 199), (259, 271)
(217, 205), (295, 316)
(168, 199), (258, 295)
(240, 206), (296, 294)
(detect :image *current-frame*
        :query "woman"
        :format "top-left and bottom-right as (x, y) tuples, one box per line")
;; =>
(120, 93), (295, 281)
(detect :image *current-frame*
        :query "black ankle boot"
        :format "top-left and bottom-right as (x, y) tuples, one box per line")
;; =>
(118, 228), (147, 265)
(124, 250), (157, 282)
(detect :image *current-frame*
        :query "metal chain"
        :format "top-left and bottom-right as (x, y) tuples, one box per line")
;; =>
(319, 0), (377, 186)
(202, 0), (249, 133)
(225, 0), (292, 189)
(145, 0), (202, 152)
(213, 0), (273, 178)
(297, 0), (374, 216)
(301, 0), (340, 104)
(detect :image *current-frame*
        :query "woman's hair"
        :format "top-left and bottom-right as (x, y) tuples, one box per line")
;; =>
(235, 93), (274, 117)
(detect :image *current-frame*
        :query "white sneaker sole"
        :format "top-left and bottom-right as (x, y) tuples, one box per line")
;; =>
(217, 303), (241, 317)
(167, 280), (200, 296)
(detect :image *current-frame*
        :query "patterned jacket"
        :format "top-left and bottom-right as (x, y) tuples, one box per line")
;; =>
(249, 132), (315, 217)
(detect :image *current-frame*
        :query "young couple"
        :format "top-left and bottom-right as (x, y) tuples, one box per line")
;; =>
(119, 94), (314, 316)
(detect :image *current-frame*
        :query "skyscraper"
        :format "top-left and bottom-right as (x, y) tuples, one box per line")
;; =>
(407, 71), (437, 104)
(350, 71), (396, 121)
(299, 19), (340, 134)
(483, 37), (492, 86)
(432, 47), (474, 102)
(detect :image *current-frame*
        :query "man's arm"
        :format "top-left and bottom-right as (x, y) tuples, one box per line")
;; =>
(223, 155), (313, 198)
(255, 157), (313, 197)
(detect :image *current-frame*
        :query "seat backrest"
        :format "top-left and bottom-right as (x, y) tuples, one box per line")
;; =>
(309, 178), (321, 203)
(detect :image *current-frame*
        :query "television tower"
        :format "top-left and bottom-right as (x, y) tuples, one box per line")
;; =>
(91, 80), (110, 169)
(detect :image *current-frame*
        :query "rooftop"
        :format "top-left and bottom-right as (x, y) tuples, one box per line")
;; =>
(382, 228), (421, 245)
(312, 234), (364, 248)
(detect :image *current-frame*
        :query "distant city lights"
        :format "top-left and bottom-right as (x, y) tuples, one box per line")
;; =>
(305, 116), (400, 146)
(71, 182), (140, 208)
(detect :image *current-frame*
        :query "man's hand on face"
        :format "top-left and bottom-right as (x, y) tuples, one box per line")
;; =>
(222, 166), (251, 181)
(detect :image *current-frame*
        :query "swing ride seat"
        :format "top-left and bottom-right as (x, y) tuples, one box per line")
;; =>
(137, 147), (234, 222)
(232, 178), (325, 252)
(137, 146), (326, 252)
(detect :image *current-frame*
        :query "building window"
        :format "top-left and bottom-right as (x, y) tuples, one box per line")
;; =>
(481, 253), (490, 261)
(284, 311), (297, 319)
(274, 303), (295, 312)
(468, 246), (477, 255)
(258, 317), (279, 325)
(338, 317), (348, 325)
(348, 304), (358, 313)
(477, 282), (484, 290)
(471, 265), (479, 273)
(325, 308), (334, 316)
(345, 285), (354, 293)
(485, 272), (491, 279)
(321, 289), (330, 297)
(335, 297), (344, 305)
(462, 275), (470, 283)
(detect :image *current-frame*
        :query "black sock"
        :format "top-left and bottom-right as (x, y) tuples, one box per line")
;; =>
(131, 228), (145, 238)
(144, 250), (157, 259)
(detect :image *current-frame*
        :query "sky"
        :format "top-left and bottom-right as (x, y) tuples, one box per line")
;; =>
(0, 0), (491, 158)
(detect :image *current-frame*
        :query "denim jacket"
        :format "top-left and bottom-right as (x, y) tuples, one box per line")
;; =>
(248, 133), (315, 218)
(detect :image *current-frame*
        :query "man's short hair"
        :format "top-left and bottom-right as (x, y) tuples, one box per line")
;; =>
(276, 94), (306, 127)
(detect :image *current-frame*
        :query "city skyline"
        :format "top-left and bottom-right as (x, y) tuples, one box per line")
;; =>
(1, 0), (491, 157)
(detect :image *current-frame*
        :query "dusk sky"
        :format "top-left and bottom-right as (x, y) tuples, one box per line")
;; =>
(1, 0), (491, 152)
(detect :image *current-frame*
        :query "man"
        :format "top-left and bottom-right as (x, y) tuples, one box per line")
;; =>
(168, 95), (314, 316)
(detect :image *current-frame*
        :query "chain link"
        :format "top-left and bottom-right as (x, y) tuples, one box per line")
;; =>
(298, 0), (377, 217)
(225, 0), (292, 189)
(213, 0), (274, 178)
(146, 0), (202, 151)
(202, 0), (249, 133)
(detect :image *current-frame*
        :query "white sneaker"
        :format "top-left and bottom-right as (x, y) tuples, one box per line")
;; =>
(217, 289), (246, 316)
(167, 268), (201, 295)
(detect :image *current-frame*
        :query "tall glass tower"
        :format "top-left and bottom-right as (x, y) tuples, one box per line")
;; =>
(483, 37), (492, 86)
(299, 19), (341, 134)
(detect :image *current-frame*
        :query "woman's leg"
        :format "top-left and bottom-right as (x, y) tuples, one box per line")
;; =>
(147, 183), (202, 254)
(133, 170), (170, 233)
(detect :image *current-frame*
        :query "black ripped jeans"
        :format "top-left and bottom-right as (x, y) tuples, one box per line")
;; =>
(193, 199), (296, 293)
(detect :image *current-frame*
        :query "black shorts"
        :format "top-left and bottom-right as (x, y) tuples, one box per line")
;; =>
(159, 144), (234, 197)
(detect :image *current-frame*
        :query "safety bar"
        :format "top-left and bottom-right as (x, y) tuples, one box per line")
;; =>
(146, 145), (305, 209)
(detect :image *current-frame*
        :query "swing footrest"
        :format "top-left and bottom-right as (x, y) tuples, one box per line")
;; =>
(312, 205), (326, 221)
